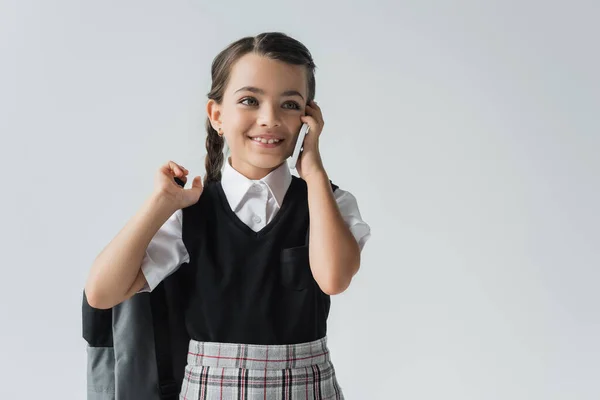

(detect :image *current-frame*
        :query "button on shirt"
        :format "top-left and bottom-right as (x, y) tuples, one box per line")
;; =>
(140, 159), (371, 292)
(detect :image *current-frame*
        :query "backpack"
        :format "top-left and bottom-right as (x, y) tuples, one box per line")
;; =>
(81, 264), (190, 400)
(82, 176), (190, 400)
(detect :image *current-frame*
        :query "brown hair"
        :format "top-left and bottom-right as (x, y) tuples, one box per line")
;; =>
(204, 32), (317, 182)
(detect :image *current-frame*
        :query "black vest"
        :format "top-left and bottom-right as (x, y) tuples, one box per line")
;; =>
(179, 176), (338, 345)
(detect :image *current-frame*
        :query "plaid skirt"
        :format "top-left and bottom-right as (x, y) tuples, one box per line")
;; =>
(179, 336), (345, 400)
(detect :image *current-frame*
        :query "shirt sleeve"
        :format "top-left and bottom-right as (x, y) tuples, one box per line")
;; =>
(138, 209), (190, 292)
(333, 188), (372, 252)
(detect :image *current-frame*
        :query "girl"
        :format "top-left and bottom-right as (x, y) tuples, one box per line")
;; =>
(85, 31), (371, 399)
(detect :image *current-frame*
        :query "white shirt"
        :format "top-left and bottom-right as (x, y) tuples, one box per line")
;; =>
(140, 160), (371, 292)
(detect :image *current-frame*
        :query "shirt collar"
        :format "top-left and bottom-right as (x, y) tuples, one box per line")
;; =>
(221, 158), (292, 211)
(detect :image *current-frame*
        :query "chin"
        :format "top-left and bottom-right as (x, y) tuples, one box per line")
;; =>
(248, 154), (287, 170)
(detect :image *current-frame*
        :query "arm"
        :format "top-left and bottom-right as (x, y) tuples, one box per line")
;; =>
(296, 100), (365, 295)
(306, 171), (361, 295)
(84, 193), (177, 309)
(84, 160), (202, 309)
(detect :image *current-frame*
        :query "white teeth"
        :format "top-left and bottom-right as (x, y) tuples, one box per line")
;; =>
(252, 137), (280, 144)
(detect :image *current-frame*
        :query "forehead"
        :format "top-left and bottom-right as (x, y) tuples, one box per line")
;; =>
(226, 53), (307, 97)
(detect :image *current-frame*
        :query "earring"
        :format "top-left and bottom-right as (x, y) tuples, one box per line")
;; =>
(218, 128), (224, 137)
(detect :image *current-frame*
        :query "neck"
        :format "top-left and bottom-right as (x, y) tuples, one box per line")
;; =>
(229, 157), (283, 180)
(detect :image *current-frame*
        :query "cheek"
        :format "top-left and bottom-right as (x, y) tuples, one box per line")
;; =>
(225, 135), (249, 154)
(222, 104), (250, 126)
(223, 114), (252, 139)
(288, 120), (304, 140)
(290, 119), (302, 131)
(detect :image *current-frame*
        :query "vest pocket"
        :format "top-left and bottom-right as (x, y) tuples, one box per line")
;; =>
(280, 245), (312, 291)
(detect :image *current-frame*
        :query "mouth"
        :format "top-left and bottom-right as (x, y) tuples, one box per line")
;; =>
(247, 135), (285, 148)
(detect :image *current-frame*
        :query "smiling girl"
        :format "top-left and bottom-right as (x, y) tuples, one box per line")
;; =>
(85, 32), (371, 399)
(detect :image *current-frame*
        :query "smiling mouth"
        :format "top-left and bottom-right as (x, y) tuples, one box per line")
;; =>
(248, 136), (285, 148)
(249, 136), (283, 144)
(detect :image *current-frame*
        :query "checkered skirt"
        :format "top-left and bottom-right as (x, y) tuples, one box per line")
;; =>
(179, 336), (345, 400)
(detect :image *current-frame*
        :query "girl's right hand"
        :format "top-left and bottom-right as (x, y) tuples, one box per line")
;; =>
(153, 160), (203, 210)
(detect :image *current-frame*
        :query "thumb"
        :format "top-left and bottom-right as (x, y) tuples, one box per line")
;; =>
(188, 176), (203, 197)
(183, 176), (203, 204)
(190, 176), (203, 190)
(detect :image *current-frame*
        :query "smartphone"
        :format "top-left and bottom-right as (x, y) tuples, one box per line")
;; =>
(288, 123), (310, 169)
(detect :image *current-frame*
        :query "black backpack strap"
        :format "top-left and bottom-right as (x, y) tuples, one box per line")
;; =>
(152, 176), (183, 400)
(82, 289), (113, 347)
(330, 180), (339, 193)
(150, 283), (180, 400)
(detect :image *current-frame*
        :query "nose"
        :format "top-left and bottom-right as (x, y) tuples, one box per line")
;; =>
(256, 103), (282, 128)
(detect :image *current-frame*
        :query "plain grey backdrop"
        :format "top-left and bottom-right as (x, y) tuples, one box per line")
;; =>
(1, 0), (598, 398)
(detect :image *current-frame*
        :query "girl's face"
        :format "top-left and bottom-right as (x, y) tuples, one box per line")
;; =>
(207, 53), (308, 180)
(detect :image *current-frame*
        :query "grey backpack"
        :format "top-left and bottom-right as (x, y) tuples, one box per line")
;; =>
(82, 176), (189, 400)
(82, 266), (190, 400)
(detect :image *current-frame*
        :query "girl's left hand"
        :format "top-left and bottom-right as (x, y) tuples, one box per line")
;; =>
(297, 100), (326, 181)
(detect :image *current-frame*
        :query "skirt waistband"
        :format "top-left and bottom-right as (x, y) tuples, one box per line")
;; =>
(186, 336), (331, 370)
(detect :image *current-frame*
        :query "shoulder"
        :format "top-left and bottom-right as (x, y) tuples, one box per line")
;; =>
(291, 175), (339, 192)
(183, 181), (220, 214)
(332, 185), (361, 215)
(330, 182), (372, 251)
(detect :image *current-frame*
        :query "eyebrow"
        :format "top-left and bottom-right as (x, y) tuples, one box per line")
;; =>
(234, 86), (305, 100)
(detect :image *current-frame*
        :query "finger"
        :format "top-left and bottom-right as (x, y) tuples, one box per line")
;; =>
(305, 103), (324, 126)
(167, 161), (178, 174)
(169, 161), (186, 177)
(186, 176), (204, 200)
(300, 115), (321, 138)
(168, 161), (185, 172)
(175, 163), (188, 175)
(190, 176), (203, 189)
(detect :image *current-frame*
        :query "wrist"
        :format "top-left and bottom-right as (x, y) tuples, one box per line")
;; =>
(303, 168), (329, 187)
(147, 191), (179, 218)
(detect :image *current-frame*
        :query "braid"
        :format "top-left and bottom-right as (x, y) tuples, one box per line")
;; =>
(204, 118), (225, 182)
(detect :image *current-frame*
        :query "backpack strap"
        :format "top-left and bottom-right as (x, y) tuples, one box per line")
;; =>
(82, 290), (113, 347)
(150, 283), (180, 400)
(150, 175), (187, 400)
(82, 290), (116, 399)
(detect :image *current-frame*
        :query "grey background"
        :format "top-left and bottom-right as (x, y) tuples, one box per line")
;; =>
(1, 0), (598, 399)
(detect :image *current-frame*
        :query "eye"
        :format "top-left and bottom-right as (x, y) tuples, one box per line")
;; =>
(282, 101), (301, 110)
(240, 97), (258, 106)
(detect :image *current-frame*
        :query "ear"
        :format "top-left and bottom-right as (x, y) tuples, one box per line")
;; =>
(206, 99), (222, 131)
